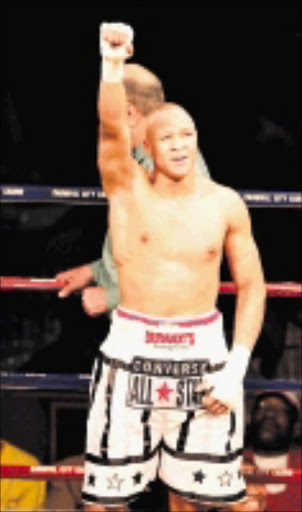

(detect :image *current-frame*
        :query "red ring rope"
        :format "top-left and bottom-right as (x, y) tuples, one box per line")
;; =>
(0, 465), (83, 480)
(0, 277), (61, 292)
(220, 281), (302, 298)
(0, 465), (301, 483)
(1, 277), (301, 297)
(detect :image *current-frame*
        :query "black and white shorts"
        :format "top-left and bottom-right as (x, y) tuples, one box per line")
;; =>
(82, 307), (246, 507)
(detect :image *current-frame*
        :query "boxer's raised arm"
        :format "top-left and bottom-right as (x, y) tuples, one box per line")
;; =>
(98, 23), (134, 196)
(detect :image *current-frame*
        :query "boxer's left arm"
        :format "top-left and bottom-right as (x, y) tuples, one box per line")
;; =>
(201, 190), (266, 411)
(225, 189), (266, 354)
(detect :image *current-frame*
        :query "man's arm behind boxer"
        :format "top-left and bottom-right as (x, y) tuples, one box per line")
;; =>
(56, 232), (119, 313)
(56, 265), (111, 315)
(56, 264), (94, 298)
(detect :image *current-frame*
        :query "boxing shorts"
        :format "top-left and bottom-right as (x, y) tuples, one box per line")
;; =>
(82, 307), (246, 507)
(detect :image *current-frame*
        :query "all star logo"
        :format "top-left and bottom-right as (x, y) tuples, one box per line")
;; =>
(126, 357), (213, 410)
(127, 374), (203, 409)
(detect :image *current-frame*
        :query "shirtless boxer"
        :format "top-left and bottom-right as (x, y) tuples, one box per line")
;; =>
(56, 66), (210, 314)
(82, 23), (266, 512)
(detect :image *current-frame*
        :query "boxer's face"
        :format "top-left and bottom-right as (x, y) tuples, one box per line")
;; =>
(251, 397), (293, 453)
(146, 105), (197, 181)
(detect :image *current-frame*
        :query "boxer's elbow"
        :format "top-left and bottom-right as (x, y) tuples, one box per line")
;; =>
(235, 248), (266, 301)
(236, 271), (266, 309)
(101, 121), (122, 140)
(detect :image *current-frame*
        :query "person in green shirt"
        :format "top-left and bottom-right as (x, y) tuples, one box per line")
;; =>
(56, 64), (210, 313)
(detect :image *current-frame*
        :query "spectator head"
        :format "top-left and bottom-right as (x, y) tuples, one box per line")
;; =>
(122, 63), (165, 148)
(249, 391), (299, 455)
(98, 63), (165, 149)
(123, 63), (165, 115)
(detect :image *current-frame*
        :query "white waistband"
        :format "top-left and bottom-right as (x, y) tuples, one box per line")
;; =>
(116, 307), (221, 328)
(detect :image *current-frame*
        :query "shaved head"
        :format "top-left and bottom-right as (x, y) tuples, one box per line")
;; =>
(146, 103), (196, 139)
(123, 63), (165, 115)
(144, 102), (198, 182)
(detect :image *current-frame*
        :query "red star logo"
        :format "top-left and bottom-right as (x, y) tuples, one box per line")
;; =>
(156, 382), (173, 401)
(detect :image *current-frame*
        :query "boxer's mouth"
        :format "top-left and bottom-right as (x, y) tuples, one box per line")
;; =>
(171, 155), (188, 164)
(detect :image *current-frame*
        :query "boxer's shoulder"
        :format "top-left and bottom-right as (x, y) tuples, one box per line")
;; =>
(197, 179), (241, 207)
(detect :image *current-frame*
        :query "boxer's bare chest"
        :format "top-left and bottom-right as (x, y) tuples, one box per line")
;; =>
(110, 180), (227, 265)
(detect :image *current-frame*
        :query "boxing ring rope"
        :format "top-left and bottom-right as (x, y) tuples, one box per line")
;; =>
(1, 185), (301, 488)
(1, 371), (301, 392)
(1, 276), (301, 297)
(1, 464), (300, 483)
(1, 185), (301, 206)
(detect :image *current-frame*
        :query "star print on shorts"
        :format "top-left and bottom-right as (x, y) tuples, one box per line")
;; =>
(132, 472), (143, 485)
(107, 473), (124, 491)
(88, 473), (96, 486)
(218, 471), (233, 487)
(193, 470), (206, 484)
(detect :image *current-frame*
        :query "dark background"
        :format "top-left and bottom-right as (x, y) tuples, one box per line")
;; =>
(1, 1), (300, 189)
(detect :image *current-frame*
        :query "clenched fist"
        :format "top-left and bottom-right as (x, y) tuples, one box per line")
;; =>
(100, 22), (134, 61)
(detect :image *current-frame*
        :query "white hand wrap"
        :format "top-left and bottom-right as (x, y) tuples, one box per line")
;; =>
(203, 344), (251, 409)
(99, 22), (134, 82)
